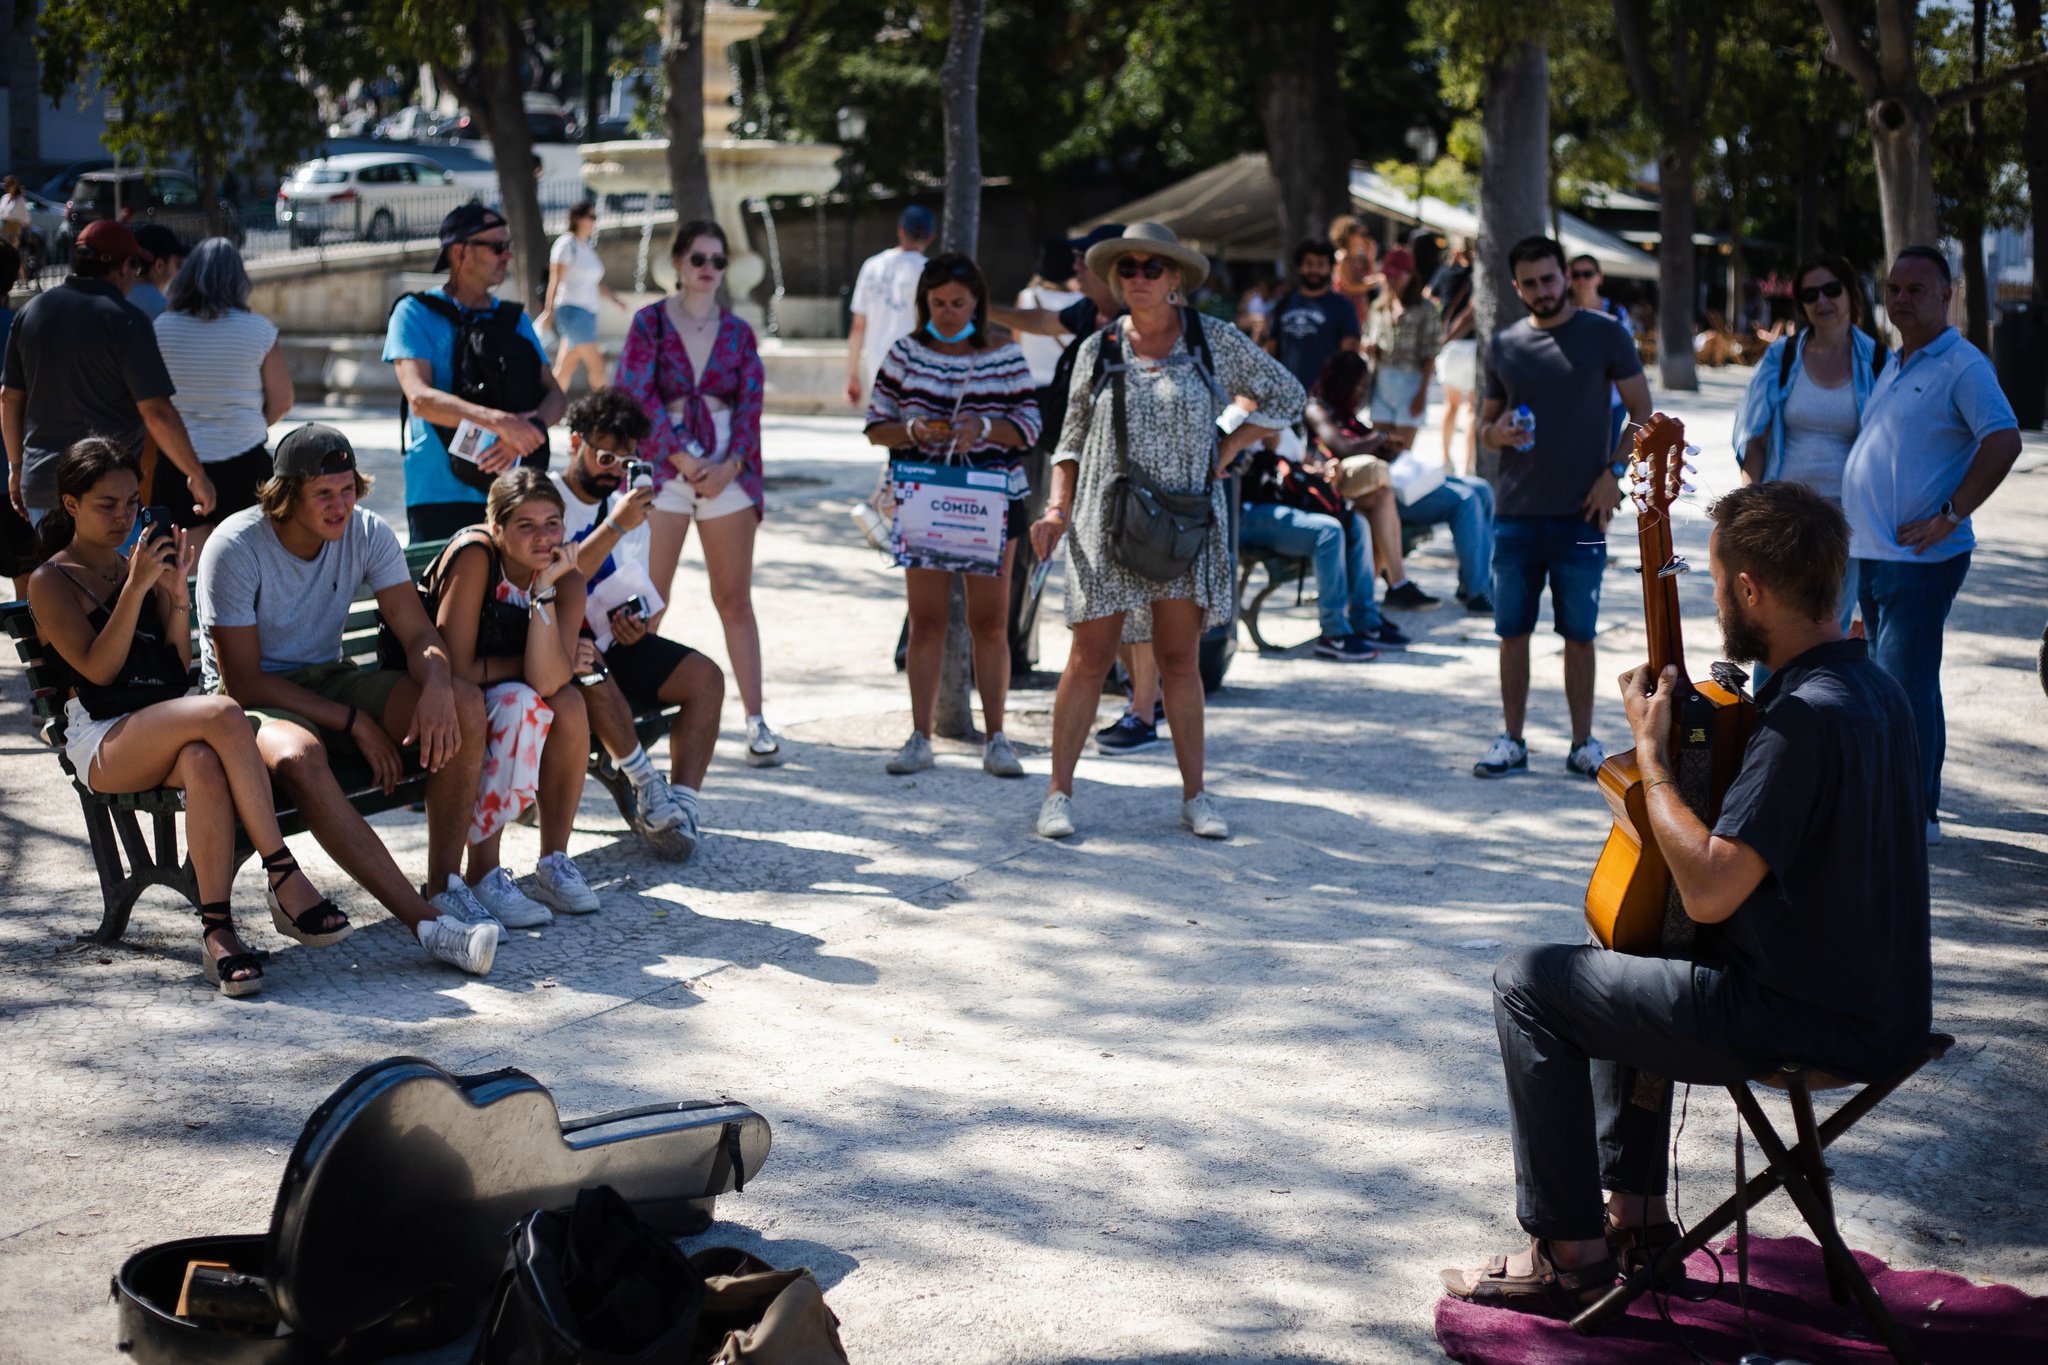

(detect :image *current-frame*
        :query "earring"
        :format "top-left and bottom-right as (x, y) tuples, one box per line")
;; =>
(1168, 289), (1183, 306)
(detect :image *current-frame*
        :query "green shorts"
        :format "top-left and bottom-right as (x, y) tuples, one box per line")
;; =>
(231, 661), (407, 757)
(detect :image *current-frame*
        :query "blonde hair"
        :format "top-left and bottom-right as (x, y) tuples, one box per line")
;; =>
(1328, 214), (1367, 250)
(485, 468), (565, 527)
(258, 470), (374, 521)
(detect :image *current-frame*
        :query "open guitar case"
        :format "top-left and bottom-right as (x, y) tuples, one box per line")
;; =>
(113, 1057), (772, 1364)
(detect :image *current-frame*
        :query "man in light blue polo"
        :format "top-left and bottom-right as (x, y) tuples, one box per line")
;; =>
(1842, 246), (2021, 843)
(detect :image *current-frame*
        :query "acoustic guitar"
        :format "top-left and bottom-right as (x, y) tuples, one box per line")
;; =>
(1584, 413), (1758, 955)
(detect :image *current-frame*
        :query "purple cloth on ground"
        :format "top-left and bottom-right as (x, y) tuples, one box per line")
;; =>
(1435, 1235), (2048, 1363)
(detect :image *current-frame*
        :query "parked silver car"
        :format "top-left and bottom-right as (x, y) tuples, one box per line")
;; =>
(276, 152), (483, 247)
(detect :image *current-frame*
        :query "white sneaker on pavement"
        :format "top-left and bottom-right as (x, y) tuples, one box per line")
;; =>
(886, 731), (935, 775)
(471, 866), (554, 929)
(533, 852), (601, 915)
(983, 732), (1024, 778)
(1036, 791), (1075, 839)
(631, 773), (687, 833)
(1566, 737), (1608, 779)
(417, 914), (496, 975)
(430, 874), (506, 943)
(744, 716), (784, 768)
(1181, 791), (1230, 839)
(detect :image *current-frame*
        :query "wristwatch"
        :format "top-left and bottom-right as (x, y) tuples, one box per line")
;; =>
(1610, 458), (1630, 478)
(1939, 498), (1964, 525)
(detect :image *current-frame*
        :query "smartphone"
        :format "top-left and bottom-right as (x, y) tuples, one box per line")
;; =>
(618, 595), (648, 621)
(138, 506), (176, 562)
(625, 460), (655, 491)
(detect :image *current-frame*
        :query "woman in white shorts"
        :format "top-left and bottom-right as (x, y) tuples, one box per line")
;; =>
(613, 219), (781, 765)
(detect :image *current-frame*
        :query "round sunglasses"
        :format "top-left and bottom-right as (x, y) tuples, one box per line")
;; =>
(1115, 257), (1170, 280)
(1797, 280), (1846, 304)
(687, 251), (729, 270)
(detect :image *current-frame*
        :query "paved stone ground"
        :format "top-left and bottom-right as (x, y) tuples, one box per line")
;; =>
(1, 369), (2045, 1362)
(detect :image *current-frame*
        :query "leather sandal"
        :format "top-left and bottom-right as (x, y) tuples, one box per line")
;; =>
(1606, 1218), (1685, 1283)
(261, 847), (352, 948)
(1440, 1238), (1619, 1318)
(199, 908), (264, 999)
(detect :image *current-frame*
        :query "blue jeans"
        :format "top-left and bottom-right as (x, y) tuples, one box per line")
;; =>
(1239, 502), (1381, 638)
(1400, 475), (1495, 599)
(1857, 553), (1970, 815)
(1492, 515), (1607, 641)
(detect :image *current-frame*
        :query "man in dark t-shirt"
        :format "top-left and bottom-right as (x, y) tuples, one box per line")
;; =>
(1473, 235), (1651, 785)
(1443, 482), (1930, 1318)
(1269, 239), (1360, 391)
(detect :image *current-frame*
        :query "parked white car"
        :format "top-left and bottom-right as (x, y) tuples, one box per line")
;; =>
(277, 153), (487, 247)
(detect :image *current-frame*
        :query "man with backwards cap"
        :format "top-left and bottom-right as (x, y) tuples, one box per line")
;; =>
(2, 219), (213, 528)
(384, 203), (567, 541)
(845, 204), (936, 407)
(197, 423), (504, 975)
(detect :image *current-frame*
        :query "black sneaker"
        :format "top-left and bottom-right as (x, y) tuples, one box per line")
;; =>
(1095, 712), (1159, 752)
(1464, 593), (1495, 616)
(1314, 634), (1379, 662)
(1357, 622), (1409, 651)
(1383, 581), (1440, 611)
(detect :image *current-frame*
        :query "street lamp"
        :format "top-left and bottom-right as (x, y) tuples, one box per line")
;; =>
(836, 106), (867, 331)
(1403, 122), (1439, 230)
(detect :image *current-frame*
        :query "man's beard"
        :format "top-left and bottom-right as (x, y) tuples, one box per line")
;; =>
(1299, 272), (1331, 291)
(1718, 594), (1770, 664)
(1525, 292), (1566, 320)
(576, 464), (622, 499)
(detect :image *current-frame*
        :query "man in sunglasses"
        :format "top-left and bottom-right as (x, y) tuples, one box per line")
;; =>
(1269, 239), (1361, 392)
(384, 203), (567, 541)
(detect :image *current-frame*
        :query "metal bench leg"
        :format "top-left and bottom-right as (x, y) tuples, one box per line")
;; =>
(81, 802), (141, 944)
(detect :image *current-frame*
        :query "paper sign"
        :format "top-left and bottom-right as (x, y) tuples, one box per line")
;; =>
(890, 461), (1009, 574)
(448, 419), (497, 463)
(584, 561), (666, 652)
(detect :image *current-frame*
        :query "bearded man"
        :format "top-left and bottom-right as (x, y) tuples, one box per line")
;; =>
(1440, 480), (1932, 1317)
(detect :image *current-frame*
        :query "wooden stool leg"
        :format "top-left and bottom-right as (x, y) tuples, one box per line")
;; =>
(1787, 1076), (1849, 1305)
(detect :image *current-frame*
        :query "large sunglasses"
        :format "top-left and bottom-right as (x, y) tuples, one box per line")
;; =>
(1569, 267), (1600, 280)
(462, 236), (511, 255)
(1115, 257), (1170, 280)
(1797, 280), (1846, 304)
(584, 442), (637, 467)
(688, 251), (728, 269)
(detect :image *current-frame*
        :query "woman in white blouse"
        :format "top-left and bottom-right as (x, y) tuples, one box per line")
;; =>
(152, 238), (292, 556)
(537, 200), (623, 393)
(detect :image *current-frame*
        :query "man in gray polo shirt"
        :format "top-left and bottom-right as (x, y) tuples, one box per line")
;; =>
(198, 424), (501, 974)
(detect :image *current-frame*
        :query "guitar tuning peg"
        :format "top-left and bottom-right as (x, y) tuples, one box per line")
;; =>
(1630, 493), (1649, 512)
(1683, 461), (1697, 474)
(1680, 482), (1696, 493)
(1656, 555), (1691, 579)
(1683, 445), (1700, 457)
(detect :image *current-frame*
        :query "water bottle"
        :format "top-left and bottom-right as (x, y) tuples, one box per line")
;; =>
(851, 500), (891, 552)
(1512, 404), (1537, 451)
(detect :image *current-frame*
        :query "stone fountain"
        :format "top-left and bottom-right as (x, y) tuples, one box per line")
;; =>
(579, 2), (842, 323)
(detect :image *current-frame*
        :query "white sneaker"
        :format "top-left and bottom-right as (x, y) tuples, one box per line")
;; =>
(431, 874), (506, 943)
(983, 732), (1024, 778)
(1566, 737), (1608, 779)
(1472, 734), (1529, 779)
(417, 914), (496, 975)
(533, 852), (601, 915)
(670, 806), (700, 862)
(1036, 791), (1075, 839)
(471, 866), (554, 929)
(631, 773), (687, 833)
(886, 731), (935, 775)
(744, 717), (784, 768)
(1181, 791), (1230, 840)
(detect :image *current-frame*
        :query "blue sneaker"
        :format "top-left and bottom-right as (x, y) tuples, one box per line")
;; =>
(1313, 634), (1379, 662)
(1357, 621), (1410, 651)
(1095, 712), (1158, 752)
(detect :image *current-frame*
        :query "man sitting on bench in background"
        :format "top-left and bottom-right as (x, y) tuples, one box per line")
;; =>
(552, 390), (725, 859)
(197, 425), (502, 974)
(1441, 481), (1930, 1317)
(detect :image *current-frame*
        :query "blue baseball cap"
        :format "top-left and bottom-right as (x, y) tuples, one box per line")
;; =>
(899, 205), (936, 239)
(1066, 223), (1126, 255)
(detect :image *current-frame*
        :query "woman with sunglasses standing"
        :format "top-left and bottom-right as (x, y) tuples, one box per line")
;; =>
(865, 254), (1040, 777)
(613, 220), (781, 767)
(1733, 252), (1884, 675)
(1031, 223), (1303, 841)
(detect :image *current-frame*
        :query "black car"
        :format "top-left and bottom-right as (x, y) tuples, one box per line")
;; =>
(57, 169), (244, 255)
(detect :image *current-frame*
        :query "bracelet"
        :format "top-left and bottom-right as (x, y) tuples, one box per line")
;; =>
(1645, 775), (1674, 793)
(1046, 507), (1070, 522)
(532, 588), (559, 605)
(342, 704), (358, 737)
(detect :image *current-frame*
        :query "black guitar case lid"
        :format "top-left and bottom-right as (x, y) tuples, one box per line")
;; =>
(114, 1057), (772, 1364)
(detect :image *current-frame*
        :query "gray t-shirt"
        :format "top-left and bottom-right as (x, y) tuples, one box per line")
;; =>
(196, 505), (411, 691)
(1482, 309), (1643, 518)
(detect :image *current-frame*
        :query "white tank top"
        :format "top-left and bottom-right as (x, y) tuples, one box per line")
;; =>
(1777, 365), (1858, 503)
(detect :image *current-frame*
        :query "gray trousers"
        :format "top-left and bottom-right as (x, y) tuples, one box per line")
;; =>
(1491, 944), (1880, 1242)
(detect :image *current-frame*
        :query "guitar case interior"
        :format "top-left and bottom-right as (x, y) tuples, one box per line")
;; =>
(113, 1057), (772, 1364)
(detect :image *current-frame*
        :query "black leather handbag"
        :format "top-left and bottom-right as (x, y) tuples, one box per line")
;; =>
(1098, 333), (1216, 584)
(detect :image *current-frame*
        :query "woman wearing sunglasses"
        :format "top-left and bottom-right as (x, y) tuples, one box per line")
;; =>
(1733, 251), (1884, 663)
(1030, 222), (1304, 842)
(864, 254), (1042, 778)
(613, 219), (782, 768)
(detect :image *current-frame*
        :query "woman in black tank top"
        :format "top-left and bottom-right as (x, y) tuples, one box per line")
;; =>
(25, 440), (347, 998)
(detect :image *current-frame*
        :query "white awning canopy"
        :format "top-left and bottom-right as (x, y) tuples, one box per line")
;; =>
(1076, 153), (1661, 282)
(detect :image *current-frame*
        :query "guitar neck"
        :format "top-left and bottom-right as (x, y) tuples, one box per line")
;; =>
(1640, 509), (1688, 682)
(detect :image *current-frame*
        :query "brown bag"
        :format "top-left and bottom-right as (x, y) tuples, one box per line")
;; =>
(689, 1248), (849, 1365)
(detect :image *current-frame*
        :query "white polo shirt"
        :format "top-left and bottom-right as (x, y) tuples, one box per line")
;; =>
(1842, 327), (2016, 563)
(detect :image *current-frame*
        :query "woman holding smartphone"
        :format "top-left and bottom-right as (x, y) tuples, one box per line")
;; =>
(27, 438), (346, 997)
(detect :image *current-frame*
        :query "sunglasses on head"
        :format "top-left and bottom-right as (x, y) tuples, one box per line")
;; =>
(688, 251), (728, 269)
(1116, 257), (1169, 280)
(462, 236), (511, 255)
(1797, 280), (1846, 304)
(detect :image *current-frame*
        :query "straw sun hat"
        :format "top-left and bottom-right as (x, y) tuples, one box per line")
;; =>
(1084, 221), (1212, 302)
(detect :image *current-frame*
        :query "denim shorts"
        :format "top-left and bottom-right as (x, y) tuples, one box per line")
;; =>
(1492, 514), (1607, 641)
(552, 303), (598, 347)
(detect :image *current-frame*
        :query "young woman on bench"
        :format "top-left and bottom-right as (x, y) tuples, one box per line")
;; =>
(25, 438), (345, 997)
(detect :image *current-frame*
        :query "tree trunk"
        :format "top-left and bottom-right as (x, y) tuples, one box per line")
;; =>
(1474, 40), (1551, 371)
(2020, 0), (2048, 298)
(471, 2), (547, 316)
(1962, 0), (1991, 350)
(938, 0), (984, 255)
(1868, 95), (1940, 263)
(1253, 1), (1352, 255)
(197, 143), (223, 238)
(1654, 143), (1698, 389)
(1726, 161), (1747, 338)
(662, 0), (713, 222)
(1795, 132), (1821, 264)
(9, 7), (41, 174)
(933, 577), (979, 741)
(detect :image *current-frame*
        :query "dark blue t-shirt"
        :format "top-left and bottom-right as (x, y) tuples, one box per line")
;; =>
(1712, 639), (1930, 1063)
(1270, 290), (1358, 391)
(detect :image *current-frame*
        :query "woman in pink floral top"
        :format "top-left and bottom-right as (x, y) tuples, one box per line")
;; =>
(612, 219), (782, 764)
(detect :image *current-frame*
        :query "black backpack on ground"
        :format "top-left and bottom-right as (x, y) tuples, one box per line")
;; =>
(395, 291), (552, 493)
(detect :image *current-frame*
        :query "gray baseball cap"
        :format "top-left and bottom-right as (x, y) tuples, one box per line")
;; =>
(272, 424), (358, 478)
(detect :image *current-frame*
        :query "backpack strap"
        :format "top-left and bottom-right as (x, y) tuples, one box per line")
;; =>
(1778, 334), (1798, 391)
(392, 291), (471, 454)
(1871, 341), (1888, 378)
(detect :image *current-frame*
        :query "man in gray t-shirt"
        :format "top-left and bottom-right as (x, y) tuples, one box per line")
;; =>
(197, 424), (499, 975)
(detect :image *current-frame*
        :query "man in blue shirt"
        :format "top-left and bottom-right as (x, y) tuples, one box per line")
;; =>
(383, 203), (566, 541)
(1841, 246), (2021, 842)
(1269, 239), (1359, 391)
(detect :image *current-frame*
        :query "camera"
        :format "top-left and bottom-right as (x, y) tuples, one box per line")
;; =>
(625, 460), (655, 491)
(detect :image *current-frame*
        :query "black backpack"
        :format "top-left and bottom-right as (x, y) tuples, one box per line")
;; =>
(395, 291), (552, 492)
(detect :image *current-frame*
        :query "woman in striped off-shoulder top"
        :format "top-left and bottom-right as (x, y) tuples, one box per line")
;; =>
(864, 253), (1041, 779)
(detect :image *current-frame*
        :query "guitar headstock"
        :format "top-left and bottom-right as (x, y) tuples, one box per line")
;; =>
(1629, 412), (1689, 518)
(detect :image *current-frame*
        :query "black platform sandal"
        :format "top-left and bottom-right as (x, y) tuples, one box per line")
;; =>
(198, 903), (264, 999)
(261, 847), (353, 948)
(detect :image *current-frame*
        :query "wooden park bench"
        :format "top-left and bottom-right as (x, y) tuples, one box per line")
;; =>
(2, 537), (689, 945)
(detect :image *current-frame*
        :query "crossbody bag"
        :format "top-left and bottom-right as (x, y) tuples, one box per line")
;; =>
(1099, 310), (1223, 583)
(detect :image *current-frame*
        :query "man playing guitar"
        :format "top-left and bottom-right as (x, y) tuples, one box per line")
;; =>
(1442, 480), (1932, 1316)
